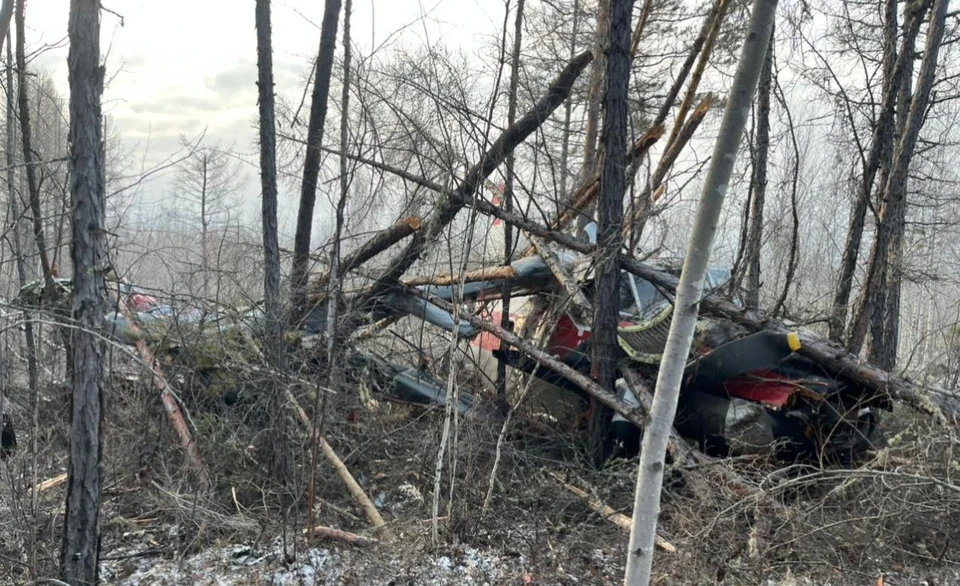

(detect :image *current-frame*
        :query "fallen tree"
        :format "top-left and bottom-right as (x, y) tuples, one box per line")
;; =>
(318, 131), (958, 426)
(358, 50), (593, 305)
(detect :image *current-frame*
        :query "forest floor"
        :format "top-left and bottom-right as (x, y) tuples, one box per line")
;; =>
(2, 369), (960, 585)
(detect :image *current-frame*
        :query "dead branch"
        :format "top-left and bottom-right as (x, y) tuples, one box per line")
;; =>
(310, 215), (423, 295)
(286, 388), (393, 539)
(626, 93), (717, 240)
(34, 472), (67, 493)
(404, 264), (517, 287)
(548, 471), (676, 553)
(360, 51), (593, 304)
(518, 124), (665, 258)
(528, 234), (592, 324)
(303, 524), (379, 547)
(116, 303), (210, 485)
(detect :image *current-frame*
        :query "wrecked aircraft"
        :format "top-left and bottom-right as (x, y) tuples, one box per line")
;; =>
(9, 244), (886, 467)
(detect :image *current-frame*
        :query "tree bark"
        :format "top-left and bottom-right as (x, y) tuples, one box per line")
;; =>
(623, 2), (777, 583)
(847, 0), (947, 357)
(873, 15), (916, 370)
(62, 0), (106, 583)
(256, 0), (281, 341)
(829, 0), (924, 342)
(6, 31), (36, 414)
(290, 0), (342, 321)
(744, 27), (773, 310)
(589, 0), (632, 465)
(771, 74), (800, 317)
(558, 0), (580, 201)
(15, 0), (55, 296)
(498, 0), (525, 400)
(580, 0), (609, 183)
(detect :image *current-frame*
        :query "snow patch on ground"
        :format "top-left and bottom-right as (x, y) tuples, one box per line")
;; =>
(100, 538), (525, 585)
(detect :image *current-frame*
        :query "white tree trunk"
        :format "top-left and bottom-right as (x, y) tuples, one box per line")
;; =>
(622, 1), (778, 584)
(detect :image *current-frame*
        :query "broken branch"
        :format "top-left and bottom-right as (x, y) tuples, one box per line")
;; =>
(309, 215), (423, 297)
(361, 51), (593, 303)
(286, 389), (393, 539)
(303, 524), (379, 547)
(115, 303), (210, 485)
(404, 264), (517, 287)
(528, 234), (593, 324)
(548, 471), (676, 553)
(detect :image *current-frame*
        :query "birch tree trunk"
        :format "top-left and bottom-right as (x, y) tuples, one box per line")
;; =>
(62, 0), (106, 583)
(290, 0), (342, 321)
(623, 1), (777, 583)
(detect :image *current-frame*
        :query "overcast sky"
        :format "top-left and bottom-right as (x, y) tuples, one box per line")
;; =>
(25, 0), (506, 233)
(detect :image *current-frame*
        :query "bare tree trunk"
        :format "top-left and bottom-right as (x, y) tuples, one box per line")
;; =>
(61, 0), (105, 583)
(255, 0), (289, 522)
(744, 28), (773, 310)
(256, 0), (281, 347)
(829, 0), (923, 342)
(290, 0), (342, 321)
(200, 154), (210, 297)
(558, 0), (580, 201)
(847, 0), (947, 357)
(310, 0), (352, 542)
(623, 1), (777, 583)
(580, 0), (609, 182)
(15, 0), (55, 294)
(6, 26), (39, 577)
(588, 0), (631, 466)
(575, 0), (610, 239)
(771, 73), (800, 317)
(867, 0), (909, 364)
(497, 0), (524, 401)
(873, 29), (915, 370)
(5, 32), (35, 409)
